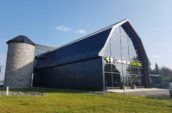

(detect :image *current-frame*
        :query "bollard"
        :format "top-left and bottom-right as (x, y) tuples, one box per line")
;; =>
(6, 86), (9, 96)
(123, 86), (126, 94)
(122, 84), (126, 94)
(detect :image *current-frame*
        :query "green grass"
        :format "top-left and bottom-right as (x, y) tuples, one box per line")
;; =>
(0, 88), (172, 113)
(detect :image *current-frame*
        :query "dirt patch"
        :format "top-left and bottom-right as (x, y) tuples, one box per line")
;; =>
(0, 91), (44, 96)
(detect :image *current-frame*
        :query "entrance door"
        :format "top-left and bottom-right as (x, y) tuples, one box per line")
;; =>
(104, 63), (121, 88)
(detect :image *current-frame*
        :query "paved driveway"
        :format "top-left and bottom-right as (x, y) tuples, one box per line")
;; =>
(108, 88), (170, 98)
(127, 89), (169, 98)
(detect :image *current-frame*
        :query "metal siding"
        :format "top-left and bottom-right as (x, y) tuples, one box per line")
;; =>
(33, 58), (104, 91)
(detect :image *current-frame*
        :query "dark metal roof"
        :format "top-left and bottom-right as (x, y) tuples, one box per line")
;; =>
(121, 21), (149, 63)
(7, 35), (35, 45)
(36, 28), (112, 68)
(35, 20), (131, 69)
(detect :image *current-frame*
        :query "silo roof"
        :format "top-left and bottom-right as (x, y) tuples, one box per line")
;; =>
(7, 35), (35, 46)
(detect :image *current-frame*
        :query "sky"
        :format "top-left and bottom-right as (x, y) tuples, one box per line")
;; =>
(0, 0), (172, 80)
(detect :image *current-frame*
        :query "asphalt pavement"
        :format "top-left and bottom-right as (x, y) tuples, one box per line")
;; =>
(108, 88), (170, 98)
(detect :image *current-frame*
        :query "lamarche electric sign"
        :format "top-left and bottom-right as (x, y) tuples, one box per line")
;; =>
(104, 56), (142, 67)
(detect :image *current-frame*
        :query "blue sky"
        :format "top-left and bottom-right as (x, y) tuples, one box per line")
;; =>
(0, 0), (172, 80)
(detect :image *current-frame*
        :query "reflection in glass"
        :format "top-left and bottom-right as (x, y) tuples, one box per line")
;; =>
(104, 26), (143, 88)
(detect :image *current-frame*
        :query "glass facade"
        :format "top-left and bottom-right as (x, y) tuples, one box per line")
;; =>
(103, 26), (143, 88)
(35, 44), (56, 57)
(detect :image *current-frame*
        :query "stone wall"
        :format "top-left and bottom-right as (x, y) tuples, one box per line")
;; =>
(4, 42), (35, 88)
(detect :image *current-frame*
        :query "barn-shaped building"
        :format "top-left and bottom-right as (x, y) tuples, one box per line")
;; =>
(33, 19), (150, 91)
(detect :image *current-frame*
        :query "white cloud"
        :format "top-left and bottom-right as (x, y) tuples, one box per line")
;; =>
(76, 29), (86, 34)
(55, 26), (71, 32)
(55, 26), (86, 34)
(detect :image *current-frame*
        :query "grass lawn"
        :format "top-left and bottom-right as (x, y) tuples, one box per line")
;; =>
(0, 88), (172, 113)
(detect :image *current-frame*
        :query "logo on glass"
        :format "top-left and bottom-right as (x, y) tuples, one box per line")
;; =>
(104, 57), (142, 67)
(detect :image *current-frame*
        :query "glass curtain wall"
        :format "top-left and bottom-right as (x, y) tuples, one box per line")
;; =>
(104, 26), (142, 88)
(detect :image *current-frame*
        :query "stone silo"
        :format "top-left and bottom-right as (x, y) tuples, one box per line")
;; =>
(4, 35), (35, 88)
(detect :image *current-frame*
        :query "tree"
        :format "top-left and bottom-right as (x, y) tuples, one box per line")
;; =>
(154, 63), (160, 74)
(150, 63), (160, 74)
(160, 67), (172, 82)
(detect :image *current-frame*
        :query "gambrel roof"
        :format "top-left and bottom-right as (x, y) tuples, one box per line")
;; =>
(35, 19), (148, 69)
